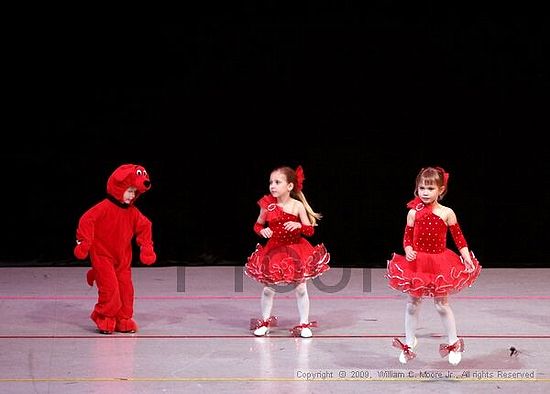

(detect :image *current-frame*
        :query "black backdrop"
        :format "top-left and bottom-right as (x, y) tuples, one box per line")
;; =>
(4, 16), (548, 267)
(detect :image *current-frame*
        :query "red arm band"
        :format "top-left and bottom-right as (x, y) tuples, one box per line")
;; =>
(254, 222), (264, 236)
(449, 223), (468, 250)
(403, 225), (414, 249)
(301, 224), (314, 237)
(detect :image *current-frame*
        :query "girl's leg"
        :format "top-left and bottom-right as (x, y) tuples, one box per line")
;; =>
(405, 295), (422, 346)
(398, 295), (421, 363)
(434, 296), (458, 344)
(434, 296), (462, 365)
(295, 282), (312, 337)
(295, 282), (310, 324)
(253, 286), (276, 336)
(260, 286), (276, 320)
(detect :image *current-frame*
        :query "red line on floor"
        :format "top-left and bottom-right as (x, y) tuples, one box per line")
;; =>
(1, 334), (549, 339)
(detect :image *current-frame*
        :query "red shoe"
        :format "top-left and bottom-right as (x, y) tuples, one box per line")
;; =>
(290, 321), (318, 338)
(91, 311), (115, 334)
(116, 318), (138, 333)
(250, 316), (278, 336)
(393, 337), (418, 364)
(440, 338), (464, 366)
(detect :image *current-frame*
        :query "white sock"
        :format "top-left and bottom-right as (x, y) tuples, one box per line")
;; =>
(295, 282), (310, 324)
(260, 286), (275, 320)
(405, 296), (422, 346)
(435, 297), (458, 344)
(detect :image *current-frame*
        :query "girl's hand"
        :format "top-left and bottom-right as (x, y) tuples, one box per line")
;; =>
(404, 246), (417, 262)
(259, 227), (273, 238)
(283, 221), (302, 232)
(462, 257), (476, 273)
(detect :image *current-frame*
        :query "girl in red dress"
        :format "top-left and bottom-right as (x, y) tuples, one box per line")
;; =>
(386, 166), (481, 365)
(245, 166), (330, 338)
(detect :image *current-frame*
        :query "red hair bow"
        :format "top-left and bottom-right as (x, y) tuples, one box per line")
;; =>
(295, 165), (305, 192)
(436, 166), (450, 187)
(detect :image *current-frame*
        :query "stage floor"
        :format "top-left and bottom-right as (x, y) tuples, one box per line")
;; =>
(0, 266), (549, 393)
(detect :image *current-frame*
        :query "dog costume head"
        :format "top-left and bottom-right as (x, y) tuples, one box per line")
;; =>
(106, 164), (151, 204)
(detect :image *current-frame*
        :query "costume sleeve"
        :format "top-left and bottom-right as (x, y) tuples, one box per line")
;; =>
(134, 211), (154, 249)
(74, 205), (100, 260)
(254, 222), (264, 235)
(449, 223), (468, 250)
(301, 224), (314, 237)
(258, 195), (277, 209)
(135, 210), (156, 264)
(75, 208), (97, 246)
(403, 225), (414, 249)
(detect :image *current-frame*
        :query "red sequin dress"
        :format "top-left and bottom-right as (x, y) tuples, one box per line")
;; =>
(386, 198), (482, 297)
(245, 195), (330, 285)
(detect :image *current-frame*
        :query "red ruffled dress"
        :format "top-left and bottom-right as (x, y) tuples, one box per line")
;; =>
(386, 198), (482, 297)
(245, 195), (330, 285)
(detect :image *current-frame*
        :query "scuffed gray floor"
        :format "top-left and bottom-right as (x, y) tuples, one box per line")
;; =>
(0, 266), (548, 393)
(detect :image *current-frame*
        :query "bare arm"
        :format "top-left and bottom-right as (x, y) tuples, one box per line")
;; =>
(283, 201), (313, 235)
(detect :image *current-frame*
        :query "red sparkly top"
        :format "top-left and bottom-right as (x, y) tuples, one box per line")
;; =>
(258, 195), (302, 245)
(404, 197), (468, 253)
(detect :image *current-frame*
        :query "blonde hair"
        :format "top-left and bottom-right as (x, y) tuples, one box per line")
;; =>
(273, 166), (322, 226)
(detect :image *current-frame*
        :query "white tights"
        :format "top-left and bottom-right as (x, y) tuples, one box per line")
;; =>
(260, 282), (310, 324)
(405, 295), (458, 346)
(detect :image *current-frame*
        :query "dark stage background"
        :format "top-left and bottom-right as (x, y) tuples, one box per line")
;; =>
(4, 14), (548, 268)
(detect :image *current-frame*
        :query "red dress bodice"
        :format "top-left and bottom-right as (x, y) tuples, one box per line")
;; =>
(245, 195), (330, 285)
(386, 198), (482, 297)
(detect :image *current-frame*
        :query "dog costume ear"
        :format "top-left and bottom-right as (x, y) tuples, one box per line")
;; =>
(107, 164), (137, 202)
(112, 164), (135, 183)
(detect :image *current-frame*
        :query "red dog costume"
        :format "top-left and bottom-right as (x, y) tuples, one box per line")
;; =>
(74, 163), (156, 334)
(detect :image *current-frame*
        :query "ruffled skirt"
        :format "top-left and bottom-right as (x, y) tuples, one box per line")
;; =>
(245, 239), (330, 285)
(386, 249), (481, 297)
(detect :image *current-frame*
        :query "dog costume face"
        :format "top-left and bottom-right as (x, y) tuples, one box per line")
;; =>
(107, 164), (151, 203)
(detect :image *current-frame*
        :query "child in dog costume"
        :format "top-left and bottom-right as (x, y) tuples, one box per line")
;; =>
(74, 163), (157, 334)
